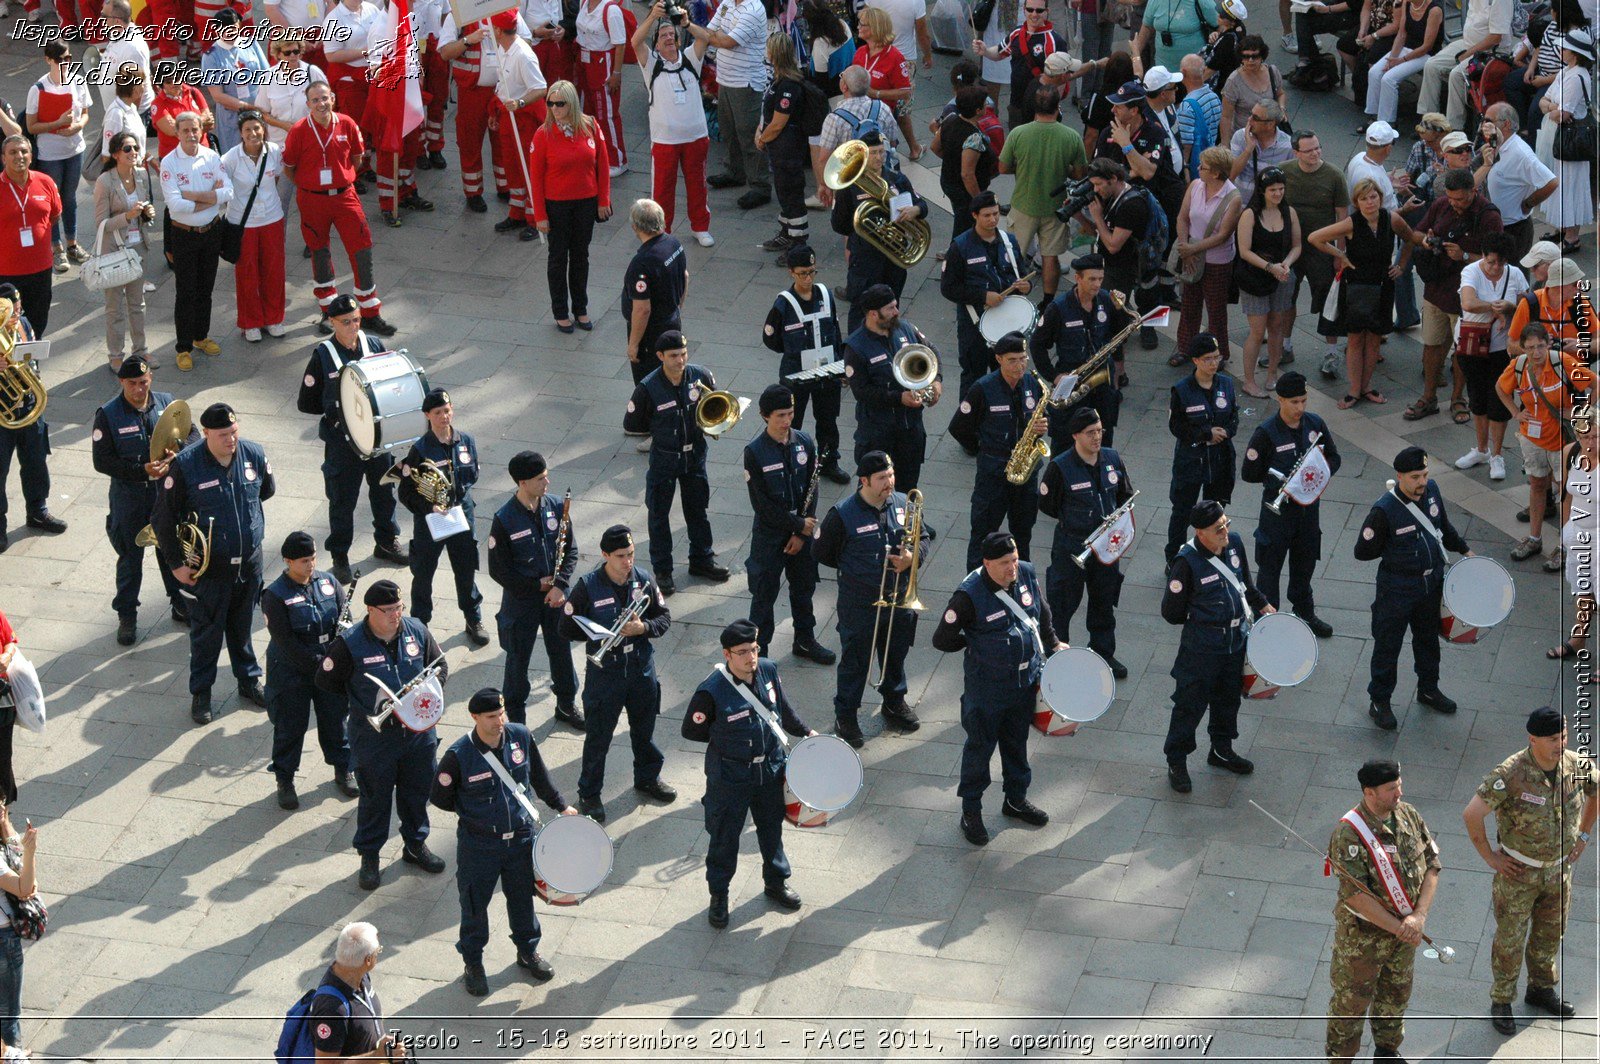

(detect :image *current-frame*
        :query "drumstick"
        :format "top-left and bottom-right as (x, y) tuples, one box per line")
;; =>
(998, 270), (1039, 298)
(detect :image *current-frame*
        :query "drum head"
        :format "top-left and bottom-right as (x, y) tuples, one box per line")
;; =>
(533, 814), (613, 896)
(338, 366), (379, 457)
(979, 294), (1037, 345)
(1040, 647), (1116, 723)
(1444, 556), (1516, 629)
(786, 735), (864, 813)
(1246, 613), (1318, 688)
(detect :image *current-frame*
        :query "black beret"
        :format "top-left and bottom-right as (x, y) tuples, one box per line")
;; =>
(856, 450), (892, 478)
(785, 243), (817, 268)
(1356, 759), (1401, 789)
(720, 619), (760, 649)
(1275, 371), (1307, 398)
(993, 330), (1027, 357)
(599, 524), (633, 552)
(468, 688), (506, 716)
(0, 284), (17, 303)
(117, 355), (152, 379)
(1068, 406), (1102, 435)
(1393, 446), (1428, 473)
(326, 293), (358, 317)
(982, 531), (1017, 560)
(859, 284), (897, 312)
(280, 530), (316, 559)
(859, 129), (884, 147)
(760, 384), (795, 416)
(1190, 500), (1226, 529)
(1527, 705), (1565, 737)
(508, 450), (546, 482)
(363, 579), (401, 607)
(199, 402), (236, 430)
(969, 189), (998, 214)
(1071, 253), (1105, 272)
(421, 388), (451, 412)
(655, 329), (687, 353)
(1189, 333), (1221, 359)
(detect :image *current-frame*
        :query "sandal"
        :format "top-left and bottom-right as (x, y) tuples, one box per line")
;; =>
(1337, 394), (1361, 410)
(1241, 382), (1267, 398)
(1363, 389), (1387, 404)
(1450, 398), (1470, 424)
(1401, 397), (1437, 420)
(1548, 641), (1580, 659)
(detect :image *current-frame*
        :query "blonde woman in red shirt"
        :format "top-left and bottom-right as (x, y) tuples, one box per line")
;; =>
(530, 80), (613, 333)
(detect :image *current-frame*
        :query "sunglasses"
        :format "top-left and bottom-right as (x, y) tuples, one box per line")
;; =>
(550, 100), (569, 108)
(1024, 5), (1047, 10)
(1445, 145), (1471, 153)
(281, 48), (302, 55)
(118, 144), (139, 153)
(1241, 52), (1265, 59)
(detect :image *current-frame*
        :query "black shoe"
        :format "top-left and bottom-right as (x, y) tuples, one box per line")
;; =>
(373, 539), (409, 565)
(277, 779), (299, 810)
(1524, 986), (1575, 1018)
(688, 560), (730, 581)
(960, 811), (990, 845)
(1299, 612), (1334, 639)
(657, 572), (676, 596)
(517, 950), (555, 981)
(760, 230), (795, 252)
(1417, 688), (1457, 714)
(382, 210), (402, 228)
(1490, 1001), (1516, 1035)
(708, 892), (730, 928)
(764, 882), (802, 910)
(1168, 762), (1192, 793)
(822, 464), (851, 485)
(1370, 701), (1398, 730)
(793, 636), (837, 665)
(1001, 797), (1049, 826)
(833, 717), (865, 748)
(400, 193), (435, 212)
(494, 216), (526, 233)
(335, 770), (360, 798)
(428, 151), (447, 171)
(401, 843), (446, 874)
(171, 602), (189, 626)
(881, 700), (920, 732)
(1208, 746), (1255, 775)
(0, 533), (9, 554)
(519, 226), (539, 242)
(117, 616), (136, 646)
(353, 178), (369, 195)
(578, 796), (607, 823)
(191, 693), (212, 725)
(364, 315), (398, 338)
(316, 313), (333, 335)
(466, 194), (487, 213)
(25, 511), (66, 534)
(465, 620), (490, 647)
(1516, 507), (1531, 522)
(1140, 326), (1159, 350)
(331, 556), (354, 584)
(1372, 1048), (1404, 1061)
(302, 244), (313, 259)
(635, 778), (677, 803)
(554, 700), (585, 728)
(358, 852), (381, 890)
(1104, 655), (1128, 680)
(238, 681), (267, 708)
(736, 190), (772, 210)
(416, 153), (432, 171)
(463, 962), (489, 996)
(707, 173), (744, 189)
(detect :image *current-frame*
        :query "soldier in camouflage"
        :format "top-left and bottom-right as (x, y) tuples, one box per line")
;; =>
(1463, 706), (1598, 1036)
(1325, 759), (1441, 1064)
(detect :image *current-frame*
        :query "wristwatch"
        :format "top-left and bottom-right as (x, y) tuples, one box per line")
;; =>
(1581, 830), (1592, 844)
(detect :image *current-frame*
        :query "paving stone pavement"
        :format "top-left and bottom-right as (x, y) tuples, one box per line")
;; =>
(1, 8), (1596, 1061)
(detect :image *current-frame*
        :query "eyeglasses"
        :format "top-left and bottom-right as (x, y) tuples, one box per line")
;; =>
(792, 267), (817, 276)
(1295, 143), (1321, 152)
(332, 315), (360, 326)
(1241, 52), (1264, 60)
(372, 603), (403, 615)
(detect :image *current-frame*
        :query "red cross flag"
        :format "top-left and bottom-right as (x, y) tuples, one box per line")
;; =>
(1282, 445), (1333, 507)
(1089, 507), (1136, 564)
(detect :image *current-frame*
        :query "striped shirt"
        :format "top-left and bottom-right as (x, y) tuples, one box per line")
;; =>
(1176, 85), (1221, 178)
(710, 0), (769, 90)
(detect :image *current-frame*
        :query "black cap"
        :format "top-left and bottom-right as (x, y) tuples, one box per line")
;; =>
(860, 284), (897, 312)
(720, 619), (760, 649)
(421, 388), (450, 413)
(970, 190), (998, 214)
(0, 284), (18, 303)
(468, 688), (506, 716)
(508, 450), (546, 482)
(117, 355), (152, 379)
(1190, 500), (1225, 529)
(199, 402), (236, 430)
(1393, 446), (1428, 473)
(759, 384), (795, 416)
(1275, 371), (1307, 398)
(655, 329), (687, 353)
(993, 331), (1027, 357)
(363, 579), (402, 607)
(326, 293), (358, 317)
(1068, 406), (1102, 435)
(280, 530), (316, 560)
(785, 244), (816, 269)
(1189, 333), (1221, 359)
(1071, 253), (1105, 272)
(1527, 706), (1565, 737)
(1357, 759), (1401, 789)
(860, 129), (884, 147)
(600, 524), (633, 553)
(981, 531), (1017, 560)
(856, 450), (892, 478)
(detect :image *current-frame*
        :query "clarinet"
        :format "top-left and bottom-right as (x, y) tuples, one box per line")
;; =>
(552, 488), (572, 581)
(797, 451), (822, 525)
(337, 569), (361, 631)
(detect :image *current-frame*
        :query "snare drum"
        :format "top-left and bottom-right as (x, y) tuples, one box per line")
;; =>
(783, 735), (864, 828)
(1242, 613), (1318, 700)
(533, 813), (614, 905)
(1035, 647), (1116, 734)
(978, 294), (1038, 346)
(339, 350), (430, 459)
(1440, 556), (1515, 645)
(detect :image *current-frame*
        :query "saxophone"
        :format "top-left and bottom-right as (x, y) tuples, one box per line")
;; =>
(1058, 290), (1143, 408)
(1004, 373), (1055, 486)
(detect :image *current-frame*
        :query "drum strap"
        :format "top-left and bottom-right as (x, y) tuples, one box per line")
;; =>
(778, 288), (837, 371)
(1392, 490), (1445, 554)
(318, 333), (374, 374)
(993, 586), (1045, 659)
(715, 664), (789, 749)
(479, 742), (544, 829)
(1191, 543), (1255, 629)
(1340, 807), (1414, 916)
(965, 233), (1023, 326)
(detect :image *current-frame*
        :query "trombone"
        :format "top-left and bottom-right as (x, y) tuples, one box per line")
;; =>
(869, 489), (926, 687)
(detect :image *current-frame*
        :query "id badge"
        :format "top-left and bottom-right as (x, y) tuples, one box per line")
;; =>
(19, 229), (33, 248)
(319, 168), (333, 185)
(127, 227), (142, 244)
(1527, 419), (1542, 439)
(672, 83), (688, 106)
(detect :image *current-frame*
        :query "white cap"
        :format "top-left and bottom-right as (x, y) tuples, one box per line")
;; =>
(1364, 120), (1399, 146)
(1521, 241), (1563, 268)
(1142, 66), (1182, 92)
(1438, 131), (1470, 152)
(1044, 52), (1082, 77)
(1218, 0), (1248, 20)
(1548, 258), (1587, 287)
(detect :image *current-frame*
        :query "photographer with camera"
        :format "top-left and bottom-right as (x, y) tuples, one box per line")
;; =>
(634, 1), (715, 246)
(307, 922), (412, 1062)
(1082, 157), (1160, 373)
(1474, 103), (1557, 264)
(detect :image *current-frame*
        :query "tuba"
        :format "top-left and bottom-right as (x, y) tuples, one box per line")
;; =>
(823, 140), (931, 268)
(694, 389), (745, 439)
(892, 344), (940, 406)
(0, 320), (47, 431)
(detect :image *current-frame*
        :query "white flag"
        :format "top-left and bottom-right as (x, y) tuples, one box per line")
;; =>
(1283, 445), (1333, 507)
(1090, 507), (1136, 564)
(396, 673), (447, 731)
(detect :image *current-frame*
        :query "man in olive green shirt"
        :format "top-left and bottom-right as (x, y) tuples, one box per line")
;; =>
(1280, 131), (1349, 376)
(998, 86), (1087, 303)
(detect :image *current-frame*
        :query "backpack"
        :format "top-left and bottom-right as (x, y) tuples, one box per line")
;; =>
(1123, 185), (1169, 283)
(606, 2), (639, 65)
(798, 79), (828, 137)
(829, 101), (900, 171)
(275, 984), (349, 1064)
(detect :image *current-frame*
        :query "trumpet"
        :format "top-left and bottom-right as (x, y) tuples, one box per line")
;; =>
(367, 653), (447, 731)
(588, 584), (650, 666)
(695, 389), (745, 439)
(385, 458), (453, 508)
(1265, 433), (1324, 515)
(1071, 490), (1140, 568)
(0, 323), (46, 431)
(870, 489), (925, 687)
(892, 344), (940, 406)
(1058, 290), (1145, 408)
(822, 139), (931, 268)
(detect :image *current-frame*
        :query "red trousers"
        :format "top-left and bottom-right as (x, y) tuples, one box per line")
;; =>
(495, 100), (543, 222)
(651, 138), (711, 235)
(234, 218), (286, 329)
(375, 129), (425, 212)
(534, 38), (577, 87)
(145, 0), (197, 59)
(327, 63), (372, 141)
(421, 49), (450, 153)
(454, 81), (506, 198)
(192, 0), (226, 35)
(297, 187), (380, 318)
(578, 50), (625, 168)
(45, 0), (106, 42)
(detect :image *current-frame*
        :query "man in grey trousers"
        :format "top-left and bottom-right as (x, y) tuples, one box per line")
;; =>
(705, 0), (772, 210)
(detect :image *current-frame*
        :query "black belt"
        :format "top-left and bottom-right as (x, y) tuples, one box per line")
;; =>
(305, 185), (352, 196)
(719, 753), (767, 765)
(461, 822), (533, 840)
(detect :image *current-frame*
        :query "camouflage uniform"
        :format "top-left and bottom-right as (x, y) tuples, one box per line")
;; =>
(1477, 747), (1599, 1004)
(1324, 801), (1440, 1064)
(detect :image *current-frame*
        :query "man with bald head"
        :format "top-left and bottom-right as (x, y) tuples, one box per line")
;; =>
(1175, 55), (1221, 181)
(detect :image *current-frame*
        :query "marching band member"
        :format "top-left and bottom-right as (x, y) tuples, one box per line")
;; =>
(295, 294), (408, 585)
(261, 531), (356, 811)
(1031, 253), (1133, 451)
(682, 619), (814, 929)
(395, 389), (488, 647)
(440, 13), (513, 211)
(621, 330), (731, 596)
(1160, 501), (1270, 793)
(813, 451), (930, 746)
(938, 191), (1028, 402)
(431, 687), (573, 995)
(316, 578), (449, 890)
(486, 451), (582, 729)
(947, 332), (1044, 571)
(844, 285), (942, 494)
(831, 131), (927, 332)
(1038, 407), (1133, 678)
(933, 532), (1067, 847)
(1354, 447), (1470, 731)
(1239, 372), (1341, 636)
(1164, 333), (1238, 565)
(762, 244), (850, 484)
(152, 402), (274, 726)
(490, 10), (548, 238)
(91, 355), (196, 645)
(743, 385), (836, 665)
(558, 524), (677, 822)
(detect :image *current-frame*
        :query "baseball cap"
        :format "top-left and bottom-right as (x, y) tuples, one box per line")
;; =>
(1141, 66), (1182, 92)
(1439, 131), (1470, 152)
(1106, 80), (1147, 105)
(1521, 240), (1562, 269)
(1364, 121), (1399, 146)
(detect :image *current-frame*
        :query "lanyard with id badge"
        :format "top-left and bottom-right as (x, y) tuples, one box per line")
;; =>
(310, 118), (336, 186)
(7, 180), (34, 248)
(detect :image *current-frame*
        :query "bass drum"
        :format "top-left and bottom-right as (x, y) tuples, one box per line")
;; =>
(1441, 556), (1516, 645)
(1243, 613), (1318, 700)
(534, 813), (614, 905)
(1035, 647), (1116, 734)
(978, 293), (1038, 346)
(783, 735), (864, 828)
(338, 350), (429, 459)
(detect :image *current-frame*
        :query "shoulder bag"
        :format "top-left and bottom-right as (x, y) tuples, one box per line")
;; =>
(81, 172), (146, 294)
(1168, 185), (1238, 285)
(2, 840), (46, 941)
(217, 149), (268, 265)
(1455, 268), (1510, 358)
(1553, 74), (1595, 164)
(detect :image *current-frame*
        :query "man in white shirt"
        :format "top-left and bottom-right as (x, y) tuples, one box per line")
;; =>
(522, 0), (576, 85)
(97, 0), (154, 114)
(1475, 102), (1558, 262)
(491, 10), (548, 239)
(159, 111), (232, 368)
(1345, 121), (1400, 209)
(867, 0), (932, 71)
(635, 2), (715, 244)
(706, 0), (771, 209)
(1419, 0), (1514, 129)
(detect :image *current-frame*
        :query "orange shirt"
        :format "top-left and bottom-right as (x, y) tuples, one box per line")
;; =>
(1496, 351), (1596, 451)
(1507, 289), (1595, 358)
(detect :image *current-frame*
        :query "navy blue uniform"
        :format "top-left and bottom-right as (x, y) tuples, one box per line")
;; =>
(486, 493), (578, 724)
(0, 314), (49, 541)
(947, 369), (1045, 570)
(396, 429), (482, 627)
(621, 364), (718, 579)
(91, 389), (196, 620)
(763, 283), (844, 473)
(1160, 532), (1268, 765)
(152, 439), (275, 696)
(813, 490), (931, 725)
(622, 233), (688, 383)
(744, 428), (822, 653)
(1239, 413), (1342, 615)
(1165, 371), (1239, 563)
(431, 724), (566, 964)
(681, 660), (809, 893)
(295, 333), (401, 561)
(260, 568), (350, 783)
(844, 319), (939, 493)
(762, 76), (812, 242)
(316, 615), (447, 856)
(830, 168), (927, 332)
(1039, 444), (1133, 659)
(1353, 482), (1468, 705)
(939, 225), (1025, 399)
(558, 566), (671, 803)
(1030, 288), (1131, 450)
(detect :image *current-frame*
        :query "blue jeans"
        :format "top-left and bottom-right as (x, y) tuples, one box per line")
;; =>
(0, 924), (22, 1046)
(35, 153), (81, 246)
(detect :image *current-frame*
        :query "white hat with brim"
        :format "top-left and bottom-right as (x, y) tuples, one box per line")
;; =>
(1521, 241), (1562, 268)
(1562, 27), (1596, 61)
(1142, 66), (1183, 92)
(1548, 258), (1587, 287)
(1218, 0), (1248, 20)
(1364, 120), (1399, 145)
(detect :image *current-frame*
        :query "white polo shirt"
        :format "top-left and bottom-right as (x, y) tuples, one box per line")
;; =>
(160, 143), (233, 226)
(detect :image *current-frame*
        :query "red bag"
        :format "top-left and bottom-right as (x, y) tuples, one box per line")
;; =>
(606, 2), (639, 65)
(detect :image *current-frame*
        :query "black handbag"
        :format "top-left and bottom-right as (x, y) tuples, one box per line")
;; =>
(1234, 259), (1278, 296)
(1553, 76), (1595, 164)
(1342, 280), (1387, 332)
(217, 150), (267, 265)
(2, 840), (45, 941)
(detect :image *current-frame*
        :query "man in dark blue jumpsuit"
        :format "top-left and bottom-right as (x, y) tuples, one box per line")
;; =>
(843, 285), (943, 493)
(1031, 254), (1133, 450)
(622, 201), (688, 386)
(934, 532), (1067, 845)
(1354, 447), (1469, 730)
(431, 687), (574, 995)
(829, 130), (927, 333)
(295, 294), (409, 585)
(743, 384), (836, 665)
(682, 619), (813, 929)
(939, 191), (1029, 403)
(152, 402), (273, 725)
(486, 451), (582, 729)
(1161, 501), (1269, 793)
(1039, 407), (1134, 678)
(947, 332), (1044, 570)
(813, 451), (931, 745)
(621, 331), (731, 597)
(0, 284), (66, 553)
(91, 356), (197, 644)
(762, 244), (851, 484)
(558, 524), (677, 823)
(261, 530), (358, 810)
(1165, 333), (1238, 564)
(395, 388), (488, 646)
(1239, 372), (1341, 638)
(316, 578), (450, 890)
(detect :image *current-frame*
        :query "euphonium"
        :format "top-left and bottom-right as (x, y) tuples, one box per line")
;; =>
(0, 321), (47, 431)
(1005, 373), (1054, 485)
(178, 513), (213, 580)
(1060, 290), (1142, 407)
(695, 389), (744, 439)
(823, 140), (931, 268)
(891, 344), (940, 405)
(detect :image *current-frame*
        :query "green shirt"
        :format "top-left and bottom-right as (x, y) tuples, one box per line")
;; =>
(999, 120), (1087, 220)
(1282, 161), (1349, 240)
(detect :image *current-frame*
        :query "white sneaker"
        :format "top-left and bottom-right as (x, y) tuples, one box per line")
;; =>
(804, 194), (825, 210)
(693, 231), (715, 247)
(1489, 454), (1507, 480)
(243, 328), (262, 343)
(609, 165), (628, 179)
(1281, 32), (1298, 51)
(636, 439), (652, 453)
(1454, 447), (1488, 470)
(265, 323), (287, 337)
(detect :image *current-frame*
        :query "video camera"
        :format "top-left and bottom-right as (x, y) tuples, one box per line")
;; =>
(1053, 178), (1097, 225)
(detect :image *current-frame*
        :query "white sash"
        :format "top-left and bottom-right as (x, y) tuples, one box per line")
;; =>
(992, 583), (1045, 659)
(1392, 488), (1445, 553)
(964, 232), (1024, 325)
(479, 742), (544, 829)
(778, 287), (838, 372)
(1191, 541), (1255, 628)
(1340, 807), (1414, 916)
(318, 331), (373, 374)
(715, 664), (789, 748)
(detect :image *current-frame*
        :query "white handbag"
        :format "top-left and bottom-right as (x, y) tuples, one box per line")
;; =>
(81, 216), (144, 293)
